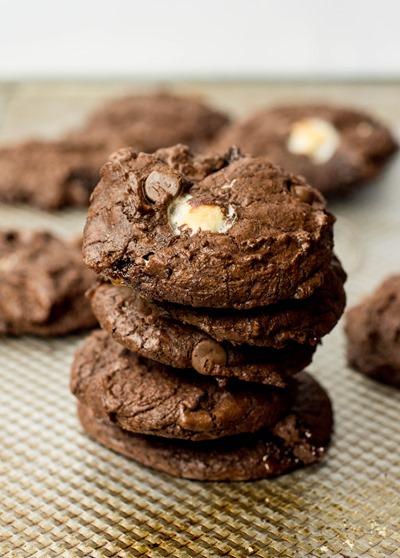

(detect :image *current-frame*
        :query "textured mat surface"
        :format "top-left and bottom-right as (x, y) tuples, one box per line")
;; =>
(0, 82), (400, 557)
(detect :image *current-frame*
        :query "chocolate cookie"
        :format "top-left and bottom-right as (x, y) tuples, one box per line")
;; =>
(0, 93), (229, 210)
(345, 275), (400, 388)
(0, 230), (96, 335)
(0, 139), (103, 210)
(83, 145), (334, 309)
(71, 330), (288, 441)
(73, 92), (230, 155)
(210, 103), (398, 196)
(155, 257), (346, 348)
(89, 282), (316, 385)
(77, 371), (333, 481)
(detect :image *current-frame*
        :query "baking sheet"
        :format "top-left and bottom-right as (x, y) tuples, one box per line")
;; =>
(0, 82), (400, 557)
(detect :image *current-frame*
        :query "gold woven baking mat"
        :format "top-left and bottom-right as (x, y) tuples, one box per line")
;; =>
(1, 82), (400, 557)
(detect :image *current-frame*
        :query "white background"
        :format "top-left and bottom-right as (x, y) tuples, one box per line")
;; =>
(0, 0), (400, 79)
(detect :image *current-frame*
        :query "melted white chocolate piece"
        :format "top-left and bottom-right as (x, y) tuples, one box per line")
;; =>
(287, 117), (340, 164)
(168, 194), (236, 235)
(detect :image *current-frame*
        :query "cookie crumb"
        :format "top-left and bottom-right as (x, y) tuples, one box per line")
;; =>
(378, 528), (387, 537)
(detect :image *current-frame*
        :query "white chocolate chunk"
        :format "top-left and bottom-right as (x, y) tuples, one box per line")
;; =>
(168, 194), (236, 235)
(287, 118), (340, 164)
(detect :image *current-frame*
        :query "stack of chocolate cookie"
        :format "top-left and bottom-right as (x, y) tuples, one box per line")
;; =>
(71, 144), (346, 481)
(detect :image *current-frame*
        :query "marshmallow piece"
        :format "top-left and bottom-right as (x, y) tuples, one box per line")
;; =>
(287, 118), (340, 164)
(168, 194), (236, 235)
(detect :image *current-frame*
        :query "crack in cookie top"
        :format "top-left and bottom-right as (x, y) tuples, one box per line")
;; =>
(83, 144), (335, 309)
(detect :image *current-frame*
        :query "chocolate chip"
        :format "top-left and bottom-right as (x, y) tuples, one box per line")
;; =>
(191, 339), (227, 373)
(292, 185), (315, 204)
(144, 170), (181, 204)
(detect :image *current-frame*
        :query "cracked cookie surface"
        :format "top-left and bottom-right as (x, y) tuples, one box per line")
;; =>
(71, 330), (288, 441)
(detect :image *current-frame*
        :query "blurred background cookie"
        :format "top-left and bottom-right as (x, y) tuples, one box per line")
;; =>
(345, 275), (400, 388)
(210, 103), (398, 197)
(0, 230), (97, 335)
(0, 93), (229, 210)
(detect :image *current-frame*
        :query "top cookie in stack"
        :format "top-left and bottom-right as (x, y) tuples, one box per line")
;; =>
(83, 144), (336, 309)
(76, 144), (346, 480)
